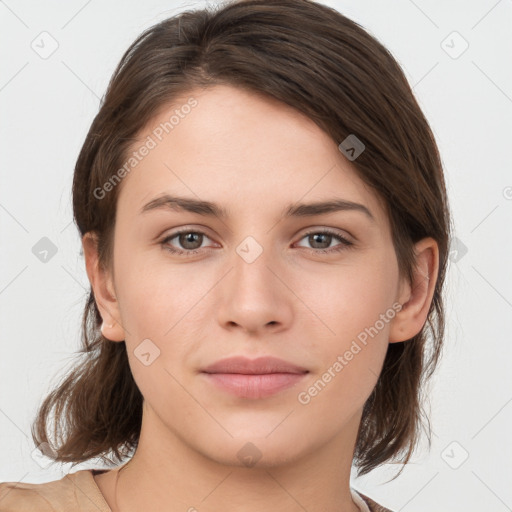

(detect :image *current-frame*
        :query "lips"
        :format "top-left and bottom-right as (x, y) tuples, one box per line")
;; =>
(201, 356), (309, 375)
(200, 356), (309, 399)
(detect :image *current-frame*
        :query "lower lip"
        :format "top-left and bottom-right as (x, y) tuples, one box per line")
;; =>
(201, 372), (308, 399)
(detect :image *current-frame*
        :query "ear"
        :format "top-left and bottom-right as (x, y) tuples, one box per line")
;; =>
(82, 232), (125, 342)
(389, 237), (439, 343)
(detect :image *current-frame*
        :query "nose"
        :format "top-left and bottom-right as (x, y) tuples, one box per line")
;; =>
(216, 239), (293, 336)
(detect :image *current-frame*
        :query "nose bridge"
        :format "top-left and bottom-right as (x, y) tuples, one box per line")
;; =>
(230, 233), (276, 295)
(215, 232), (292, 333)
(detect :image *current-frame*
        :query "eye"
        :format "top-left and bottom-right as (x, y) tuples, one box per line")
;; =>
(295, 229), (354, 254)
(161, 229), (216, 257)
(160, 228), (354, 257)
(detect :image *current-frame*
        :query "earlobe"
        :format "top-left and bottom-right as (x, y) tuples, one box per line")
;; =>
(388, 237), (439, 343)
(82, 232), (124, 342)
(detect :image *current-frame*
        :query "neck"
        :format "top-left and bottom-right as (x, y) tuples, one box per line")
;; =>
(109, 403), (363, 512)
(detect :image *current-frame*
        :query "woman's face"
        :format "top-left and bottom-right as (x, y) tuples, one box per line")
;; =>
(93, 84), (413, 467)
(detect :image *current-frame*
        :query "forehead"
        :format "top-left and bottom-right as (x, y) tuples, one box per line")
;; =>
(116, 84), (387, 226)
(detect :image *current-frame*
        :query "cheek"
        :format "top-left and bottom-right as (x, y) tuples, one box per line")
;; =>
(298, 253), (397, 339)
(295, 270), (393, 420)
(113, 252), (206, 381)
(114, 243), (192, 330)
(292, 252), (397, 401)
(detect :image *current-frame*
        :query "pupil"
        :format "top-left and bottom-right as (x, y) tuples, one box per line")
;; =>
(312, 233), (329, 248)
(182, 233), (201, 249)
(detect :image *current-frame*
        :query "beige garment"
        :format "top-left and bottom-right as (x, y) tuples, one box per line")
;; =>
(0, 469), (393, 511)
(0, 469), (110, 512)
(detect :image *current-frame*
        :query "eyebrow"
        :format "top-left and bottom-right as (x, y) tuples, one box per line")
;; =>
(140, 194), (374, 221)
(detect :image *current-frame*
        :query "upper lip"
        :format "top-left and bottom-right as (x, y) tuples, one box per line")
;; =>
(201, 356), (309, 375)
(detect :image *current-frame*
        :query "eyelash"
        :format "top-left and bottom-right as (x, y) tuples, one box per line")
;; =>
(160, 228), (354, 257)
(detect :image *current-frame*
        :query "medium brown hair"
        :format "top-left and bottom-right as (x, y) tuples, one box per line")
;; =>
(32, 0), (451, 478)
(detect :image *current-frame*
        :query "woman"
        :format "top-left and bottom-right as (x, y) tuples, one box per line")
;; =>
(0, 0), (451, 510)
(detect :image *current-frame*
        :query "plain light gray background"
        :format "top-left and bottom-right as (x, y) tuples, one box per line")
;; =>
(1, 1), (511, 511)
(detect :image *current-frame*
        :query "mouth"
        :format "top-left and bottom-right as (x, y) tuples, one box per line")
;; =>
(200, 356), (309, 399)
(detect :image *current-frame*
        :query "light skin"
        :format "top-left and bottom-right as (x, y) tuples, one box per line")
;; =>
(84, 84), (439, 512)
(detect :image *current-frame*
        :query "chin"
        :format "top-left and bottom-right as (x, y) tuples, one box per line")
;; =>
(197, 433), (309, 470)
